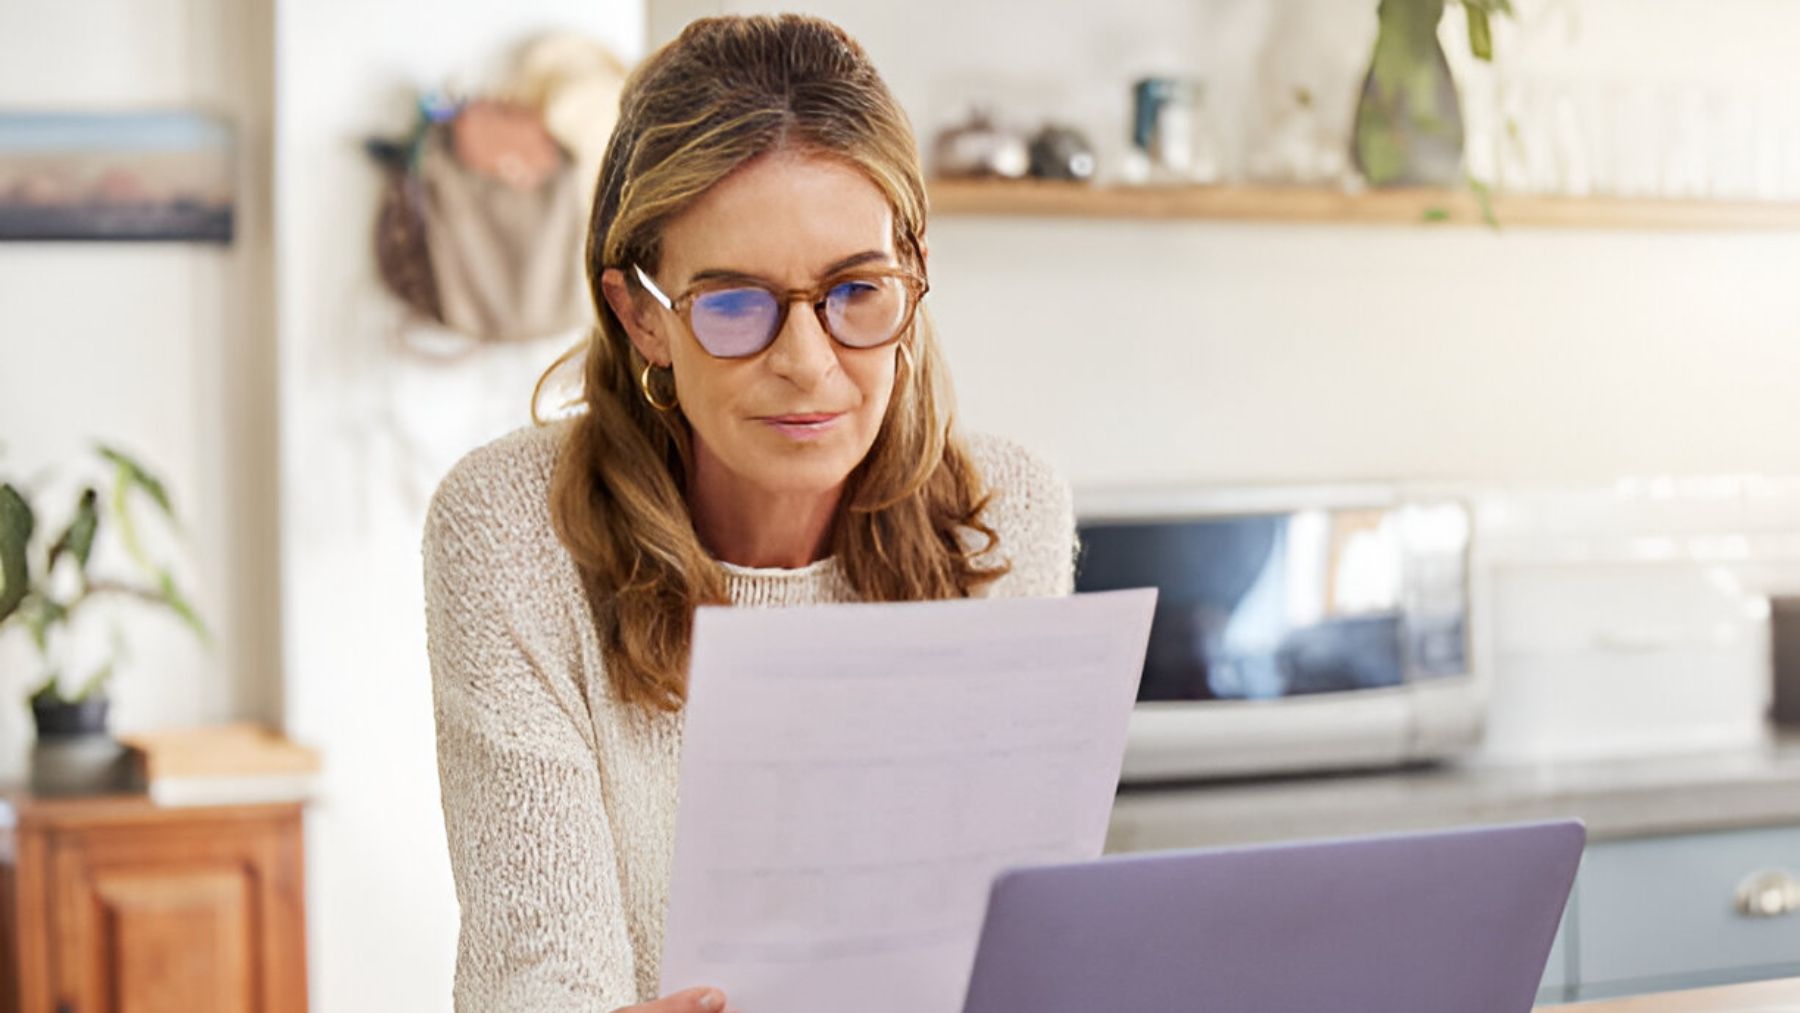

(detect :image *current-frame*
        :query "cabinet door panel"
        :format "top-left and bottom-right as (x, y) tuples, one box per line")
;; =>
(91, 868), (255, 1013)
(48, 817), (304, 1013)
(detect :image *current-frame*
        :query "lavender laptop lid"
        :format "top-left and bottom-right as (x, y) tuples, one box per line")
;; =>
(961, 819), (1584, 1013)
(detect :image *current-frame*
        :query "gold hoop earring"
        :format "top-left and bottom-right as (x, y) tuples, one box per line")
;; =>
(638, 362), (678, 411)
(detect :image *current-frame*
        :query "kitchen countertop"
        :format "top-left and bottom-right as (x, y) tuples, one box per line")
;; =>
(1107, 731), (1800, 852)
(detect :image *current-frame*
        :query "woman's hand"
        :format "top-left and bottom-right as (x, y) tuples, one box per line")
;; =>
(616, 985), (738, 1013)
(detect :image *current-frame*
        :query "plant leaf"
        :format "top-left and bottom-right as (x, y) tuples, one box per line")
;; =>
(1466, 6), (1494, 61)
(21, 594), (68, 652)
(1468, 174), (1500, 228)
(74, 660), (113, 702)
(0, 482), (34, 623)
(96, 444), (176, 523)
(158, 568), (211, 644)
(109, 460), (150, 571)
(29, 669), (63, 707)
(46, 486), (99, 575)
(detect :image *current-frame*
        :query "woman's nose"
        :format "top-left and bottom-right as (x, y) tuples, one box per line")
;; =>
(762, 301), (838, 387)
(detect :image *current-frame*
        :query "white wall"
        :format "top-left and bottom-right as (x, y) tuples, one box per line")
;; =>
(645, 0), (1800, 767)
(654, 0), (1800, 488)
(929, 221), (1800, 486)
(0, 0), (280, 782)
(272, 2), (641, 1010)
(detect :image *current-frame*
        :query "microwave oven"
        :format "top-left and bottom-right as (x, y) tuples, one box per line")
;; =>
(1075, 483), (1484, 783)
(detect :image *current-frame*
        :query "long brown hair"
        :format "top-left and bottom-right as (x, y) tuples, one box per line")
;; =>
(533, 14), (1009, 712)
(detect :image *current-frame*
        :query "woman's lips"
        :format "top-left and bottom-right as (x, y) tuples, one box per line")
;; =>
(761, 412), (844, 439)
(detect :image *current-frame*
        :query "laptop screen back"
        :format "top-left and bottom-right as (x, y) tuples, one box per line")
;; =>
(962, 820), (1584, 1013)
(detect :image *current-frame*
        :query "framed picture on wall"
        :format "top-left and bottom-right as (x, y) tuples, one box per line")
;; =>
(0, 111), (235, 243)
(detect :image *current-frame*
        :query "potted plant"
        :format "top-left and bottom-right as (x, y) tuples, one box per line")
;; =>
(0, 444), (208, 795)
(1353, 0), (1513, 188)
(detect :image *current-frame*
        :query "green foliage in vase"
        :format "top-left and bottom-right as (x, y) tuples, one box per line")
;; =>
(1355, 0), (1513, 188)
(0, 444), (209, 707)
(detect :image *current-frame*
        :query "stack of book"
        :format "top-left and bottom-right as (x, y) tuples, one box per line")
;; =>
(119, 722), (321, 807)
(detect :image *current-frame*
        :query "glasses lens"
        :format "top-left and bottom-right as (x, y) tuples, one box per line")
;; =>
(824, 276), (911, 348)
(689, 287), (781, 357)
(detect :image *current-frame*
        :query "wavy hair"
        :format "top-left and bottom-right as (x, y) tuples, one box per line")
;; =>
(533, 13), (1009, 712)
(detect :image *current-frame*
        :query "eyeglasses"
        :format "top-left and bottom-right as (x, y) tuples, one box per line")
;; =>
(632, 263), (928, 359)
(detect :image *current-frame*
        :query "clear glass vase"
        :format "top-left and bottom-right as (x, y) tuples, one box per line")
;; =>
(1353, 0), (1466, 187)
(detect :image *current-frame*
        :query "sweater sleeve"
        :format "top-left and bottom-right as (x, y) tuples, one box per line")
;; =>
(423, 460), (637, 1012)
(967, 433), (1078, 598)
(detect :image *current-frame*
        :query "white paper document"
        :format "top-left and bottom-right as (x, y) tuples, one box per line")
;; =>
(658, 588), (1157, 1013)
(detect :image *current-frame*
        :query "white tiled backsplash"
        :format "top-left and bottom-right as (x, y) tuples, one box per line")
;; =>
(1466, 476), (1800, 765)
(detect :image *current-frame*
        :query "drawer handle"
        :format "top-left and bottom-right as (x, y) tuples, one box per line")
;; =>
(1735, 869), (1800, 918)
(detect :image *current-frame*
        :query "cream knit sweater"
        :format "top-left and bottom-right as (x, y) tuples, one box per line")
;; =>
(423, 419), (1077, 1011)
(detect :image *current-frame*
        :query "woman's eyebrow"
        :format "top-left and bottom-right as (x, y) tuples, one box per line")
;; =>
(685, 250), (893, 287)
(819, 249), (892, 275)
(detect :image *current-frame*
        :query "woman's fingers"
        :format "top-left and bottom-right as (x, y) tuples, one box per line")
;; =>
(652, 985), (727, 1011)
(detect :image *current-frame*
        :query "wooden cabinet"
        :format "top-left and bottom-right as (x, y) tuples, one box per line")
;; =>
(0, 789), (307, 1013)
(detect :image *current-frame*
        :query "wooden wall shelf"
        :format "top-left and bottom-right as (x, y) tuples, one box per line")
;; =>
(927, 179), (1800, 231)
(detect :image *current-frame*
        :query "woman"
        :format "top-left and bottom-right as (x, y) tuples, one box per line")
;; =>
(423, 14), (1076, 1012)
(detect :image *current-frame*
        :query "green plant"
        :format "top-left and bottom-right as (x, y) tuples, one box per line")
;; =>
(0, 444), (209, 710)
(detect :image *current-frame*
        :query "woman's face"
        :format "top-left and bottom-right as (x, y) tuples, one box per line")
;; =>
(606, 149), (906, 500)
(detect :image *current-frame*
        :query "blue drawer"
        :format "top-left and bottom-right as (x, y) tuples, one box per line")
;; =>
(1577, 825), (1800, 987)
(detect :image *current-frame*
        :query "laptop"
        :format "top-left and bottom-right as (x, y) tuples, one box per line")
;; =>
(961, 819), (1585, 1013)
